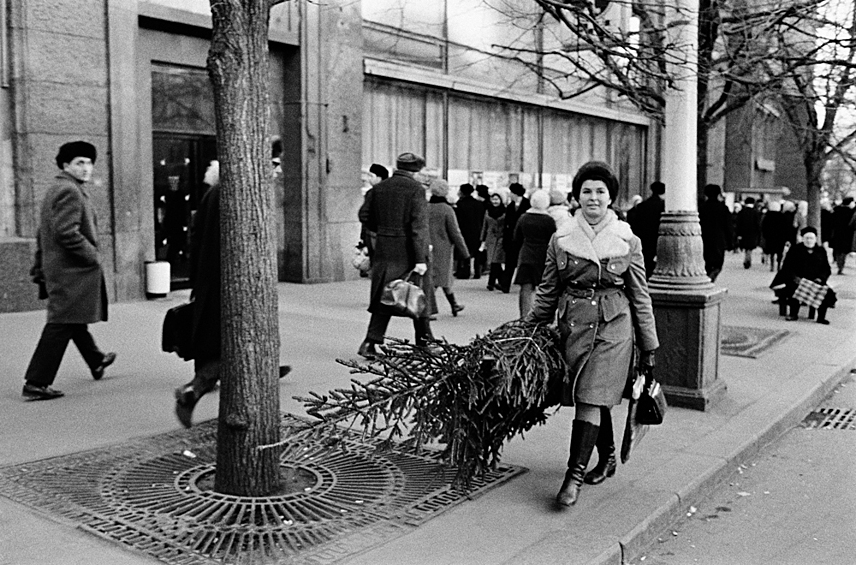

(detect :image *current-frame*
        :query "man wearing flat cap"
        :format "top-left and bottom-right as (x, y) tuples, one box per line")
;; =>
(22, 141), (116, 400)
(357, 152), (434, 358)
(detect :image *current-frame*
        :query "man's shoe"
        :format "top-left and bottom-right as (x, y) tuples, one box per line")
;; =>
(174, 385), (197, 428)
(816, 319), (830, 325)
(23, 383), (64, 401)
(785, 315), (799, 321)
(91, 352), (117, 381)
(357, 340), (380, 359)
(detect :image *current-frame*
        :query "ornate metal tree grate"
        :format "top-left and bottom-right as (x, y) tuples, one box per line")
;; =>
(802, 407), (856, 430)
(0, 415), (525, 564)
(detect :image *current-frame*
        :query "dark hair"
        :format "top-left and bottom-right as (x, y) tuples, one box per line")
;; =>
(704, 184), (721, 198)
(459, 183), (474, 195)
(369, 163), (388, 180)
(571, 161), (619, 202)
(509, 182), (525, 197)
(56, 141), (97, 169)
(650, 181), (665, 195)
(744, 196), (755, 205)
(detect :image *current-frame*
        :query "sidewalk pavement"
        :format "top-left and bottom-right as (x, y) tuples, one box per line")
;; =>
(1, 250), (855, 565)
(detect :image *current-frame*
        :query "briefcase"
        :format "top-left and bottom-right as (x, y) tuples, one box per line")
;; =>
(162, 301), (195, 360)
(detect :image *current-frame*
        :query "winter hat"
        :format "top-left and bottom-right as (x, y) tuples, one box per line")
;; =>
(549, 189), (566, 205)
(56, 141), (97, 169)
(509, 182), (525, 197)
(395, 152), (425, 172)
(429, 178), (449, 197)
(530, 189), (550, 211)
(703, 184), (721, 198)
(571, 161), (618, 202)
(459, 183), (474, 195)
(369, 163), (389, 180)
(650, 181), (665, 195)
(800, 226), (818, 237)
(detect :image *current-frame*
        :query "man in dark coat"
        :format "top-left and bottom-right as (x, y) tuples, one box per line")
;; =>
(698, 184), (734, 282)
(501, 182), (529, 292)
(830, 196), (855, 274)
(628, 181), (665, 278)
(735, 196), (762, 269)
(23, 141), (116, 400)
(454, 183), (485, 279)
(357, 152), (433, 359)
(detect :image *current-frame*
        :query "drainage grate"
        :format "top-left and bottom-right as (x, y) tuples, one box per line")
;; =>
(721, 326), (791, 358)
(0, 415), (525, 565)
(802, 408), (856, 430)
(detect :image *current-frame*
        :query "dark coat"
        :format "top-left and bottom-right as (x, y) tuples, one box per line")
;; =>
(830, 205), (855, 254)
(513, 210), (556, 285)
(455, 195), (485, 255)
(33, 171), (108, 324)
(359, 170), (431, 317)
(699, 198), (734, 257)
(189, 184), (220, 363)
(629, 195), (664, 261)
(735, 205), (762, 250)
(760, 210), (789, 255)
(428, 197), (469, 288)
(526, 212), (659, 407)
(771, 243), (831, 297)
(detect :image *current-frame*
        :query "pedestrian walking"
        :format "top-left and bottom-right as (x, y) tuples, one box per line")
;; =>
(513, 189), (556, 317)
(735, 197), (762, 269)
(480, 192), (506, 291)
(698, 184), (734, 282)
(523, 160), (659, 508)
(781, 200), (798, 246)
(22, 141), (116, 401)
(771, 227), (835, 324)
(760, 201), (788, 272)
(628, 181), (665, 278)
(501, 183), (530, 292)
(356, 152), (435, 359)
(454, 184), (485, 279)
(831, 196), (855, 274)
(428, 178), (469, 316)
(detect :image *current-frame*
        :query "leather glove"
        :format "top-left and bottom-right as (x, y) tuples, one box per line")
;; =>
(413, 263), (428, 275)
(640, 349), (656, 370)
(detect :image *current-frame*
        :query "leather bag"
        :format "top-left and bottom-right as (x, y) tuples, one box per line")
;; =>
(635, 369), (667, 426)
(380, 271), (426, 319)
(162, 301), (195, 361)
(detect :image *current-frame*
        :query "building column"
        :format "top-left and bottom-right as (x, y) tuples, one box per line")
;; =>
(648, 0), (726, 410)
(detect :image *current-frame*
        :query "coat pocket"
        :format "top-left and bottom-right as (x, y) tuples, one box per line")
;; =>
(601, 291), (629, 323)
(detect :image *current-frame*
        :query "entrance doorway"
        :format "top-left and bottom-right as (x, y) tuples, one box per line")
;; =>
(152, 134), (216, 286)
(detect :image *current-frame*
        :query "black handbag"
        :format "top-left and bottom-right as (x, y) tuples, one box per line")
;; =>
(162, 301), (195, 360)
(380, 271), (426, 319)
(636, 369), (667, 426)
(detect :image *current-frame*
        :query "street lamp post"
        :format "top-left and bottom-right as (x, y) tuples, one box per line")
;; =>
(648, 0), (727, 410)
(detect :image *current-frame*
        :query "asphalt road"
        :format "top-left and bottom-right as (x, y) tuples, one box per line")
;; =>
(630, 372), (856, 565)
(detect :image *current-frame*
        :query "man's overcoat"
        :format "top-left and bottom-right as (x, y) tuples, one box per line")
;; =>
(34, 171), (108, 324)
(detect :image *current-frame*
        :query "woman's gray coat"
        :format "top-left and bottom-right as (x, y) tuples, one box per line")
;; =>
(428, 199), (469, 288)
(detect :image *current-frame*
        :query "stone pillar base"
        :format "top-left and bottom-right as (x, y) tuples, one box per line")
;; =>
(649, 287), (728, 411)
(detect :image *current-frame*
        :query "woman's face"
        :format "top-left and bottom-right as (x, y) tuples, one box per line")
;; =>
(803, 232), (817, 248)
(490, 194), (502, 207)
(578, 179), (611, 223)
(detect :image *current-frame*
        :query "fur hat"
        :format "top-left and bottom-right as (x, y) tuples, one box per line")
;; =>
(395, 152), (425, 172)
(429, 178), (449, 197)
(459, 183), (474, 195)
(650, 181), (665, 195)
(56, 141), (97, 169)
(369, 163), (388, 180)
(800, 226), (818, 237)
(530, 189), (550, 211)
(549, 189), (566, 205)
(703, 184), (721, 198)
(571, 161), (618, 202)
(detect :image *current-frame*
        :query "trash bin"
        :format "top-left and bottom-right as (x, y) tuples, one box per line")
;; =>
(145, 261), (170, 298)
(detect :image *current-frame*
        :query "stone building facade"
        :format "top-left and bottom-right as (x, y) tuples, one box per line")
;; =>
(0, 0), (656, 313)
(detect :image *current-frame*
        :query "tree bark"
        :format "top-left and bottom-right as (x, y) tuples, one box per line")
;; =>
(208, 0), (282, 496)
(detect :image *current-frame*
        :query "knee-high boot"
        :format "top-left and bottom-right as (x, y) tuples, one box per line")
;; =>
(584, 407), (616, 485)
(444, 290), (464, 316)
(556, 420), (599, 507)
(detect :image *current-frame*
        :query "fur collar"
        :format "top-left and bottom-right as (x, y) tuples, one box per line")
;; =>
(554, 209), (633, 263)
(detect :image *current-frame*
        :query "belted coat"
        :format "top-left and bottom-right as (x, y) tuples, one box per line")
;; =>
(526, 211), (659, 406)
(359, 170), (431, 317)
(33, 171), (108, 324)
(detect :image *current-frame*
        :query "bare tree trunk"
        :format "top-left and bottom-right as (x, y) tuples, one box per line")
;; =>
(208, 0), (281, 496)
(805, 152), (824, 230)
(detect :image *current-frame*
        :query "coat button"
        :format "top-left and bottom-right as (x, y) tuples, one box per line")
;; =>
(570, 322), (575, 326)
(572, 299), (576, 304)
(591, 301), (597, 306)
(588, 323), (594, 328)
(574, 260), (578, 264)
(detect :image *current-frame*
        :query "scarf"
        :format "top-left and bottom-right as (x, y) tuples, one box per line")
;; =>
(429, 195), (451, 206)
(487, 203), (506, 219)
